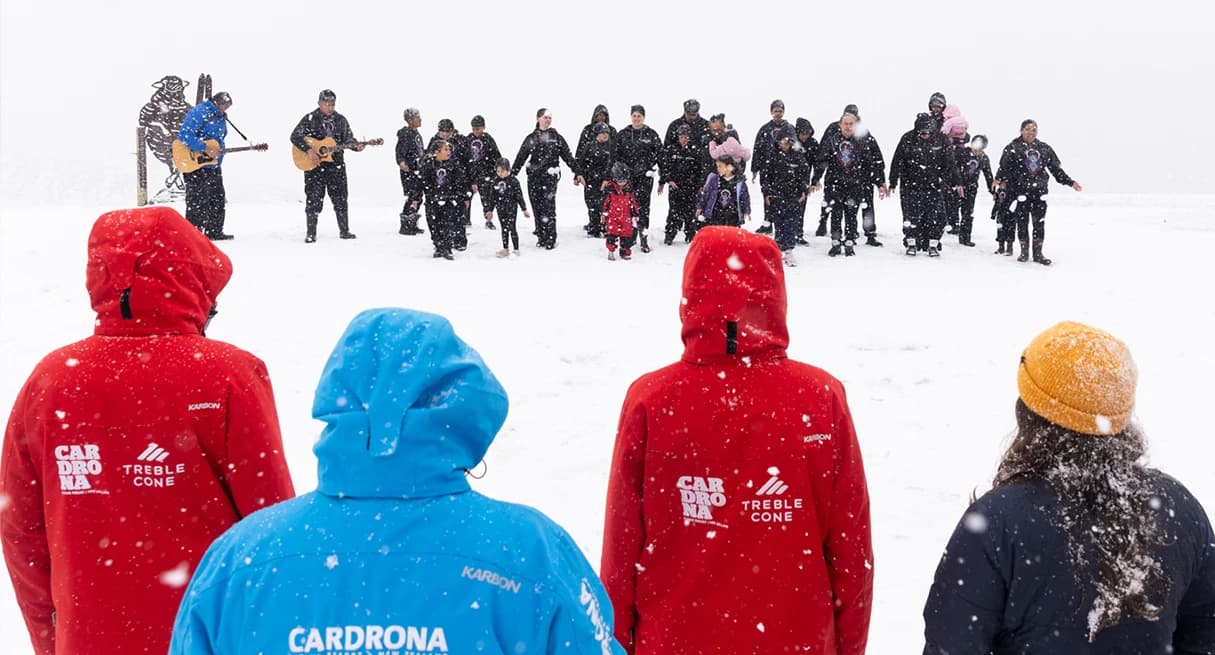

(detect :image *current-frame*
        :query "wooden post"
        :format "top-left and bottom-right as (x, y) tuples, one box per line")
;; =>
(136, 126), (148, 206)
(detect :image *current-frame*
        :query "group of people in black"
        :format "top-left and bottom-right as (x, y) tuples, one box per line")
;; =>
(176, 89), (1081, 265)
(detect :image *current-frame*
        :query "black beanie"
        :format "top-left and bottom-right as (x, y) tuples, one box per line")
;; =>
(470, 115), (485, 128)
(843, 104), (860, 120)
(438, 118), (455, 132)
(929, 92), (947, 110)
(795, 117), (814, 137)
(318, 89), (337, 102)
(771, 99), (785, 111)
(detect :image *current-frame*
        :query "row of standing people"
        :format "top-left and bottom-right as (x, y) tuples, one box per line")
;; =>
(177, 88), (1078, 265)
(4, 207), (1212, 655)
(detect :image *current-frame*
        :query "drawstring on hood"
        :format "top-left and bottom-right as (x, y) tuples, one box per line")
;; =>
(312, 308), (509, 499)
(680, 227), (789, 365)
(86, 207), (231, 336)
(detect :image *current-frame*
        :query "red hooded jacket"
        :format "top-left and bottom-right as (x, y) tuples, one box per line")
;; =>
(0, 207), (295, 655)
(600, 226), (873, 655)
(601, 181), (638, 238)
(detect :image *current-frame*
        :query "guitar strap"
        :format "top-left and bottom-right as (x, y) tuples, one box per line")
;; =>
(226, 116), (251, 143)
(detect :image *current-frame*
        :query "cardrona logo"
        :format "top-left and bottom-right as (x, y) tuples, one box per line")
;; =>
(287, 625), (448, 654)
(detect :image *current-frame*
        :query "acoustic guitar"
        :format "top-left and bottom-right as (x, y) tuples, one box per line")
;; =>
(172, 139), (268, 174)
(293, 137), (384, 171)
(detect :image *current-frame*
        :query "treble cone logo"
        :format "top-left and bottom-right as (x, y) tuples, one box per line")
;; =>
(136, 443), (170, 463)
(755, 476), (788, 496)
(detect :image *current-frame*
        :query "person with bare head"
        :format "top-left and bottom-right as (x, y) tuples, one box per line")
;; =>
(395, 107), (426, 236)
(289, 89), (367, 243)
(923, 321), (1214, 653)
(612, 104), (663, 252)
(811, 109), (888, 257)
(993, 119), (1082, 265)
(511, 108), (585, 249)
(752, 98), (791, 235)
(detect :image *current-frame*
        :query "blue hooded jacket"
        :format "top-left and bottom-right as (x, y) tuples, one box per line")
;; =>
(169, 308), (623, 655)
(177, 100), (228, 164)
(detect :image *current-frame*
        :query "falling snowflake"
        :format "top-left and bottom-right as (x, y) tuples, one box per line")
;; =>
(64, 358), (79, 367)
(756, 623), (765, 633)
(963, 512), (989, 534)
(325, 554), (340, 570)
(727, 254), (744, 270)
(159, 562), (190, 588)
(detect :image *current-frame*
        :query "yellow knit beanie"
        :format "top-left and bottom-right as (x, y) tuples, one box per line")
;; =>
(1017, 321), (1138, 436)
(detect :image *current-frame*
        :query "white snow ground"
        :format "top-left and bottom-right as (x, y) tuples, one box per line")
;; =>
(1, 191), (1213, 653)
(3, 0), (1214, 651)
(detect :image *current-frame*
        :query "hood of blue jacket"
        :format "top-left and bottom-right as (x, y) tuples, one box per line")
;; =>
(312, 308), (508, 499)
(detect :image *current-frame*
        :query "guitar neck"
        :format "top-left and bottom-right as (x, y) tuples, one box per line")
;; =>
(221, 145), (265, 154)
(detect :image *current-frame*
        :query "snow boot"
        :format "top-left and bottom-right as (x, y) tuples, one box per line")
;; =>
(757, 222), (773, 235)
(782, 250), (797, 267)
(639, 233), (651, 253)
(865, 235), (883, 247)
(607, 250), (616, 261)
(620, 248), (632, 260)
(928, 246), (940, 257)
(1017, 241), (1030, 262)
(844, 245), (856, 257)
(995, 241), (1006, 254)
(828, 244), (842, 257)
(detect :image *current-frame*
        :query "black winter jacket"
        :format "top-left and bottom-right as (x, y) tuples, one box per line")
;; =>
(613, 125), (663, 180)
(923, 472), (1215, 655)
(291, 110), (356, 165)
(995, 138), (1076, 195)
(512, 128), (579, 178)
(889, 130), (960, 193)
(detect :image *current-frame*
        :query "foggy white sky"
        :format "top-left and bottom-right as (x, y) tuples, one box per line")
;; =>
(1, 0), (1212, 206)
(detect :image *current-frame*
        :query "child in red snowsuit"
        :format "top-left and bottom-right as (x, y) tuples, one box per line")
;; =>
(602, 163), (638, 260)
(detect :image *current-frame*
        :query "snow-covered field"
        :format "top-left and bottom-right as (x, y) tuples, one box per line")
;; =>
(2, 191), (1214, 652)
(4, 1), (1214, 652)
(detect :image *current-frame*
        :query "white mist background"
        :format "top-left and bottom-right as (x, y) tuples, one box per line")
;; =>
(2, 2), (1215, 654)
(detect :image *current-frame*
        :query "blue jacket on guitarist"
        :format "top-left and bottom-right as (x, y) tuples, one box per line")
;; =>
(178, 91), (233, 240)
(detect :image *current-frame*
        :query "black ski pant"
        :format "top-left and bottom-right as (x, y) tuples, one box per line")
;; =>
(825, 185), (864, 245)
(476, 177), (495, 216)
(992, 189), (1014, 244)
(943, 187), (960, 231)
(959, 182), (978, 240)
(900, 188), (946, 250)
(499, 209), (519, 250)
(305, 163), (350, 237)
(1011, 191), (1049, 252)
(184, 166), (226, 236)
(820, 186), (876, 237)
(631, 174), (654, 233)
(796, 196), (808, 239)
(527, 170), (560, 248)
(665, 185), (698, 240)
(583, 184), (604, 234)
(426, 198), (462, 255)
(769, 195), (801, 251)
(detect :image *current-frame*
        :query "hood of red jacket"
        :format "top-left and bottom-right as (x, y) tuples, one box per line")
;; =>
(86, 207), (231, 336)
(680, 226), (788, 364)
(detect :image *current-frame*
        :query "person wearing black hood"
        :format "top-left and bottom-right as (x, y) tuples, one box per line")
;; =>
(811, 110), (888, 257)
(994, 119), (1082, 265)
(658, 124), (704, 244)
(577, 104), (616, 158)
(752, 99), (791, 235)
(816, 104), (883, 247)
(928, 92), (947, 132)
(760, 125), (812, 266)
(577, 122), (614, 238)
(889, 113), (963, 257)
(612, 104), (663, 253)
(395, 107), (426, 236)
(418, 139), (471, 260)
(704, 113), (745, 178)
(429, 119), (472, 249)
(512, 108), (585, 250)
(465, 115), (502, 230)
(664, 98), (710, 152)
(794, 117), (820, 245)
(956, 134), (994, 248)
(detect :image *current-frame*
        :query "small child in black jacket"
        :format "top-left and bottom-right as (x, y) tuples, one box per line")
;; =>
(487, 157), (529, 257)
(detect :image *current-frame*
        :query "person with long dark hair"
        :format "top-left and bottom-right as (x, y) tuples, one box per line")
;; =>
(511, 108), (584, 250)
(923, 322), (1215, 654)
